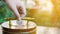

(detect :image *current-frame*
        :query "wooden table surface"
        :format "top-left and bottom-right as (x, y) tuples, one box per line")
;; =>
(0, 26), (60, 34)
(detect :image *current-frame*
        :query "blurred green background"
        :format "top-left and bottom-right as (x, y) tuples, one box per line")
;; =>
(0, 1), (14, 24)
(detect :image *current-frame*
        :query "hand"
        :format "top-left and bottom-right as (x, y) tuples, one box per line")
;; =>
(4, 0), (26, 20)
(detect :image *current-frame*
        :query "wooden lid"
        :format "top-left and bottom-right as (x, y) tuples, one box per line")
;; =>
(1, 20), (36, 32)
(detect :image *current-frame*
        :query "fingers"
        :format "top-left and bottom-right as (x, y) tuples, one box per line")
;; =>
(17, 7), (26, 19)
(17, 3), (26, 19)
(4, 0), (21, 20)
